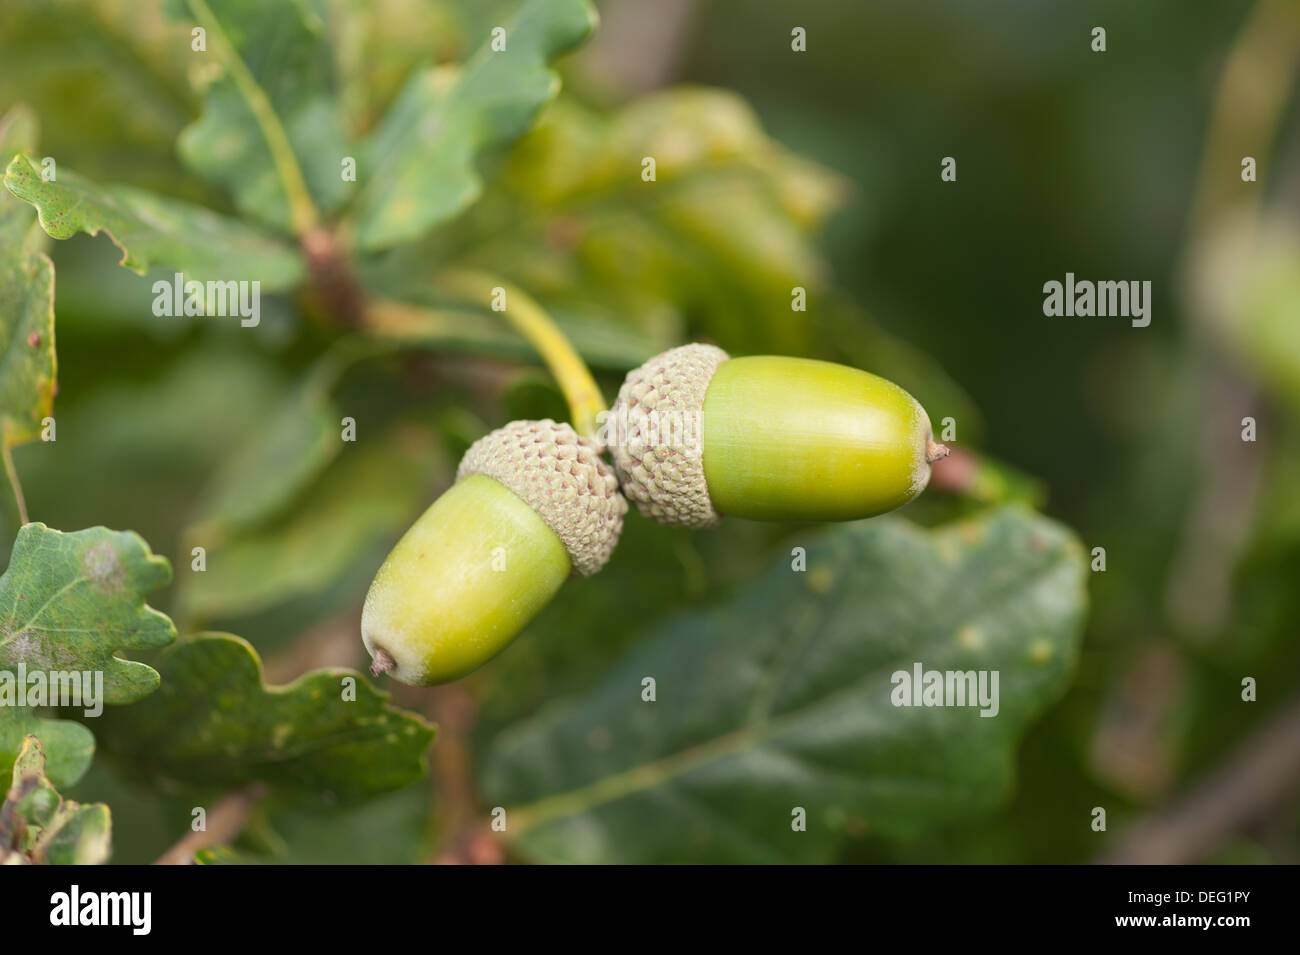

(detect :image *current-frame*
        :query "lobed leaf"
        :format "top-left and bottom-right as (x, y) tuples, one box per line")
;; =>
(166, 0), (350, 231)
(349, 0), (597, 251)
(483, 506), (1088, 863)
(0, 523), (176, 705)
(383, 88), (852, 360)
(0, 522), (175, 786)
(482, 89), (847, 357)
(3, 154), (305, 289)
(97, 634), (435, 806)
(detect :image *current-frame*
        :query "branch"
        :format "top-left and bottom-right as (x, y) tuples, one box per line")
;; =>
(153, 783), (267, 865)
(1099, 696), (1300, 864)
(425, 685), (502, 865)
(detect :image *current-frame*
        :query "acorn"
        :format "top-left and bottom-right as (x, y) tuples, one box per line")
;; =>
(607, 344), (948, 526)
(362, 419), (626, 685)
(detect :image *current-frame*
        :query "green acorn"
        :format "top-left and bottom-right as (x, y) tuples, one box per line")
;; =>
(608, 344), (948, 526)
(363, 419), (626, 685)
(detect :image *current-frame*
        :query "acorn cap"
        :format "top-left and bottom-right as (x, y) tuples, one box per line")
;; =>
(608, 343), (730, 528)
(456, 419), (627, 576)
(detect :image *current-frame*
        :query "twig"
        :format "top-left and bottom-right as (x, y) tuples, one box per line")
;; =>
(301, 228), (367, 327)
(1099, 696), (1300, 864)
(153, 783), (267, 865)
(424, 685), (502, 865)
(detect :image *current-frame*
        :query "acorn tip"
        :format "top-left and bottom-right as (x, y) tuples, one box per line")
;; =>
(369, 647), (396, 677)
(926, 440), (951, 464)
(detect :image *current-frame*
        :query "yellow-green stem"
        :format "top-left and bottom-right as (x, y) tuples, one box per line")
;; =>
(438, 270), (607, 442)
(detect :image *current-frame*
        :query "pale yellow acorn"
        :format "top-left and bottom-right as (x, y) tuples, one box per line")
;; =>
(362, 419), (626, 685)
(607, 344), (948, 526)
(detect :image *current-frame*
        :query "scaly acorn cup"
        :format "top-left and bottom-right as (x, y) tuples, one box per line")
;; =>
(362, 419), (626, 685)
(608, 344), (949, 526)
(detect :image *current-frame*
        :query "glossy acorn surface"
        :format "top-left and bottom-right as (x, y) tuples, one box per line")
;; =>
(361, 474), (570, 686)
(363, 419), (626, 686)
(701, 356), (936, 522)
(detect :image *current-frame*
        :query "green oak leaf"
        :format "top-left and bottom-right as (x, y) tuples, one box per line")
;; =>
(0, 103), (38, 206)
(181, 423), (443, 622)
(483, 506), (1088, 864)
(0, 735), (111, 864)
(185, 337), (409, 538)
(187, 358), (345, 536)
(190, 784), (432, 864)
(358, 271), (672, 371)
(481, 88), (845, 357)
(97, 634), (436, 806)
(3, 154), (305, 289)
(0, 523), (176, 705)
(166, 0), (350, 231)
(0, 0), (196, 197)
(0, 105), (56, 453)
(349, 0), (597, 251)
(424, 87), (972, 424)
(0, 519), (174, 789)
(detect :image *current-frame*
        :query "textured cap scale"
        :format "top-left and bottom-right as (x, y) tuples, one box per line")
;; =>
(608, 343), (730, 528)
(457, 419), (627, 576)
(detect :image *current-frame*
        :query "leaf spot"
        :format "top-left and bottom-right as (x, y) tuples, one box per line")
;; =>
(806, 566), (834, 594)
(81, 542), (125, 595)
